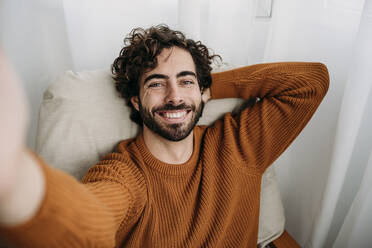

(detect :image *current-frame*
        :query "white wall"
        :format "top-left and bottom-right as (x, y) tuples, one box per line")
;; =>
(0, 0), (179, 148)
(0, 0), (74, 148)
(63, 0), (178, 71)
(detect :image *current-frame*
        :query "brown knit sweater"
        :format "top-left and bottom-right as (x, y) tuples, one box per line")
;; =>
(0, 62), (329, 247)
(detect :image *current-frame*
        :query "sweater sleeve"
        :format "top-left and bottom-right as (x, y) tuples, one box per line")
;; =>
(0, 152), (147, 248)
(210, 62), (329, 172)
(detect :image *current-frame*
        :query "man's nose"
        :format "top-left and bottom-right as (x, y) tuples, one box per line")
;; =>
(165, 83), (183, 105)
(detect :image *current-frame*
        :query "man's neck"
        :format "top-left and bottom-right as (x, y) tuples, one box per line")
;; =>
(142, 126), (194, 164)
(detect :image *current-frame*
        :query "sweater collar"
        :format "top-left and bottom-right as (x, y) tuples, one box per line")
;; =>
(135, 127), (202, 176)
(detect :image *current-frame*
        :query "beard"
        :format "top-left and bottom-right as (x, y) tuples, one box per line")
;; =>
(138, 100), (204, 142)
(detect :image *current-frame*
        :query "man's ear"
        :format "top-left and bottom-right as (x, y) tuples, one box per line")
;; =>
(131, 96), (140, 111)
(201, 88), (211, 104)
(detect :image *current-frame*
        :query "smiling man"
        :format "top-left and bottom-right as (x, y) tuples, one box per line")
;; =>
(0, 25), (329, 247)
(134, 47), (205, 143)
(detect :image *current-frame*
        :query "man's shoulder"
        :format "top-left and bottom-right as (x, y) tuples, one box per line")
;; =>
(195, 124), (208, 132)
(92, 137), (141, 168)
(115, 136), (138, 154)
(84, 137), (145, 184)
(195, 120), (227, 141)
(197, 111), (237, 133)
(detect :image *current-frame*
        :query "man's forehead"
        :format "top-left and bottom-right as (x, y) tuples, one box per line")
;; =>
(140, 47), (196, 83)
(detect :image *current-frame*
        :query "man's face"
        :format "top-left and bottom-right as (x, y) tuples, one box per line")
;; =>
(131, 47), (204, 141)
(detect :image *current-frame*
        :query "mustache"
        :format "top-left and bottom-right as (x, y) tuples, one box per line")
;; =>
(152, 103), (195, 114)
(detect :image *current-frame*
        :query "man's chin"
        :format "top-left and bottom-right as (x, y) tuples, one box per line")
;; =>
(150, 124), (193, 142)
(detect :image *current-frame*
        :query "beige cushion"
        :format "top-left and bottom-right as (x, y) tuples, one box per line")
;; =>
(35, 67), (285, 246)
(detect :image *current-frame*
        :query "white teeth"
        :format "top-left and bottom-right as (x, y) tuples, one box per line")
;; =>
(164, 111), (187, 119)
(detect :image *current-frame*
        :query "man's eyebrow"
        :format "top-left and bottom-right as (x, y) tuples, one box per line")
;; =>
(143, 74), (169, 85)
(143, 71), (197, 85)
(177, 71), (197, 78)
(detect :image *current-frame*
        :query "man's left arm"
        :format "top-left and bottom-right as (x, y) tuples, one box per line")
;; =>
(209, 62), (329, 172)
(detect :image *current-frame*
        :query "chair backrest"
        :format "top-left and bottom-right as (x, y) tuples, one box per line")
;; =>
(35, 67), (285, 247)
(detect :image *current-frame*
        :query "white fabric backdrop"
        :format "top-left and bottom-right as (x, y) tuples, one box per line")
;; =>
(1, 0), (371, 247)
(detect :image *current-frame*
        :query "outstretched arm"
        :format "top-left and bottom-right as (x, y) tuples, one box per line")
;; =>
(0, 51), (45, 227)
(209, 62), (330, 172)
(0, 52), (144, 247)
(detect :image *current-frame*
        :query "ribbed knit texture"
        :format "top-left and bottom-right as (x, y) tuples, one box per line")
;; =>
(0, 62), (329, 247)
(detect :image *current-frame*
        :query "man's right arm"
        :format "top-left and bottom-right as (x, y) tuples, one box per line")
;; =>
(0, 52), (144, 247)
(0, 51), (44, 229)
(0, 150), (45, 226)
(0, 150), (145, 247)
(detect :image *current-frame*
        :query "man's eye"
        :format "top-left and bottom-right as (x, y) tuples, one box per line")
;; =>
(148, 82), (163, 88)
(182, 80), (194, 85)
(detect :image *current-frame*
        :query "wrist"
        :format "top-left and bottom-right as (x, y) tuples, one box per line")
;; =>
(0, 149), (45, 226)
(0, 147), (25, 201)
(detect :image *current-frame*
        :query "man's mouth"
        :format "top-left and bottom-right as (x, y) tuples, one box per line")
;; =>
(156, 109), (191, 121)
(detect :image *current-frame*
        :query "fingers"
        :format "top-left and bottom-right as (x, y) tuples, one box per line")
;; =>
(0, 50), (30, 196)
(0, 50), (29, 124)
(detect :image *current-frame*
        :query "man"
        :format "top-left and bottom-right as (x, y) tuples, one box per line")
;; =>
(0, 25), (329, 247)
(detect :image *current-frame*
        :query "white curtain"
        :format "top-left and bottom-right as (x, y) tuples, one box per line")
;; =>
(308, 0), (372, 247)
(1, 0), (371, 246)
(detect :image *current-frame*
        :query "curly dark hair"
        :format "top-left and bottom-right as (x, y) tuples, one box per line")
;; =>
(111, 24), (221, 125)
